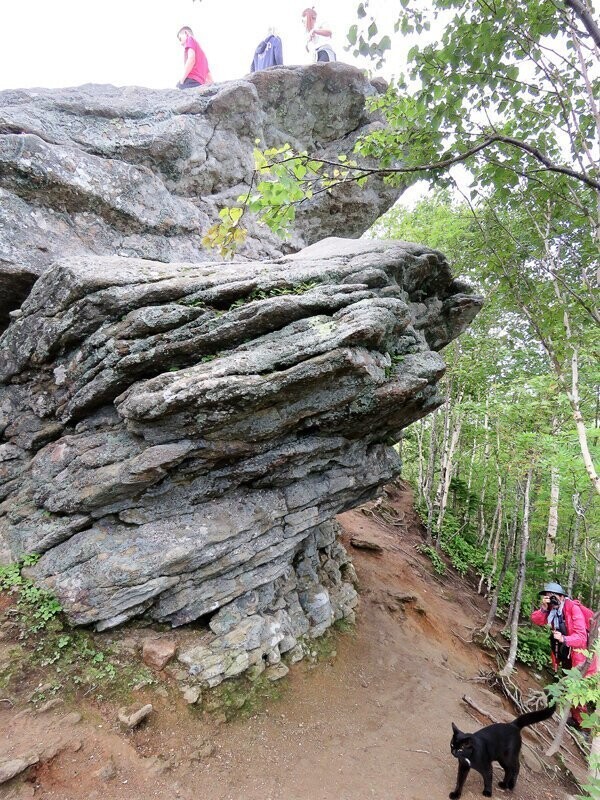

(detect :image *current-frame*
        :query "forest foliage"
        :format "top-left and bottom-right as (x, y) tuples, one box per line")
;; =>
(374, 193), (598, 652)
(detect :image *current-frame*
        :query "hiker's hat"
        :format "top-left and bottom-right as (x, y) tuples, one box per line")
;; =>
(539, 582), (566, 596)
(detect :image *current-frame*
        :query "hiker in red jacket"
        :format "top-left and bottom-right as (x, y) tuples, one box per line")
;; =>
(531, 581), (597, 729)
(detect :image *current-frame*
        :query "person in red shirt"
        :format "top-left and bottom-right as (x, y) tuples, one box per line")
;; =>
(531, 581), (597, 730)
(177, 26), (213, 88)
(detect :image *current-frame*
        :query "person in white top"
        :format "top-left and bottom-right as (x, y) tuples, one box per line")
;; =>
(302, 7), (336, 62)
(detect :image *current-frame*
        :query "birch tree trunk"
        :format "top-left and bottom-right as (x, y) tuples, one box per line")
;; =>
(544, 470), (560, 560)
(488, 477), (504, 594)
(416, 419), (425, 505)
(463, 419), (478, 527)
(432, 394), (452, 533)
(500, 466), (533, 676)
(424, 409), (439, 546)
(478, 491), (500, 595)
(566, 340), (600, 495)
(424, 410), (438, 505)
(544, 417), (560, 560)
(566, 489), (595, 595)
(591, 539), (600, 610)
(477, 403), (491, 545)
(436, 397), (463, 541)
(481, 486), (521, 637)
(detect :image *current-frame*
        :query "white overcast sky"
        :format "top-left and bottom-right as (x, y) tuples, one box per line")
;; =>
(0, 0), (406, 90)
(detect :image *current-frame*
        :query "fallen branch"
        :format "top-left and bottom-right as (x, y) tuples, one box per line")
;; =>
(462, 694), (502, 723)
(451, 630), (474, 644)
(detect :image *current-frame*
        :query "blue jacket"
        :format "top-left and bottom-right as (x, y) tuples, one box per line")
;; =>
(250, 35), (283, 72)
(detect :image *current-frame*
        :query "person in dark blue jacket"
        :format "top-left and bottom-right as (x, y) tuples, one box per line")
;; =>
(250, 29), (283, 72)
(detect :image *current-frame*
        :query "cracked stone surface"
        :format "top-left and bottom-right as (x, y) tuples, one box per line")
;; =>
(0, 236), (482, 684)
(0, 64), (405, 332)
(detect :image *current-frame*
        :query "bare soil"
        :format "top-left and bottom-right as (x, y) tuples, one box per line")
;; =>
(0, 483), (583, 800)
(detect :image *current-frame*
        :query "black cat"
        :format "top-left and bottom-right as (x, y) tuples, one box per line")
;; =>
(449, 704), (554, 798)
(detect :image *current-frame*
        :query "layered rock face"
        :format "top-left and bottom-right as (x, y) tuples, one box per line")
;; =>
(0, 237), (482, 684)
(0, 64), (403, 332)
(0, 66), (482, 685)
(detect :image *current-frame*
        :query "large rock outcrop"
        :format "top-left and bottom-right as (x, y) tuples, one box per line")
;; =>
(0, 237), (482, 683)
(0, 66), (483, 685)
(0, 64), (404, 332)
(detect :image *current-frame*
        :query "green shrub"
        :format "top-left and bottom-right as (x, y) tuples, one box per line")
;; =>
(0, 555), (62, 633)
(416, 543), (446, 575)
(501, 624), (550, 671)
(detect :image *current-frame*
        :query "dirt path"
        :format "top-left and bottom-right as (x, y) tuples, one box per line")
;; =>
(0, 485), (579, 800)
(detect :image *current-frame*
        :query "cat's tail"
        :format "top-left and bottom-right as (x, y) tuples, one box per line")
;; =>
(512, 704), (555, 729)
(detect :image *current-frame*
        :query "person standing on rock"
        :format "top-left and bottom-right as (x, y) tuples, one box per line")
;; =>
(177, 26), (214, 88)
(302, 8), (336, 63)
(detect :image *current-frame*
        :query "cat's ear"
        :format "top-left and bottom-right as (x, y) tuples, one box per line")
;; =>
(451, 722), (459, 734)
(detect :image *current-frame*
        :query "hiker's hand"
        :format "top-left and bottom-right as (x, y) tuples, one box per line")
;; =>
(541, 596), (551, 609)
(553, 631), (564, 642)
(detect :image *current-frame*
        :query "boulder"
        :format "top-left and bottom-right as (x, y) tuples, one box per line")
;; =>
(0, 73), (484, 689)
(0, 65), (406, 330)
(0, 235), (481, 681)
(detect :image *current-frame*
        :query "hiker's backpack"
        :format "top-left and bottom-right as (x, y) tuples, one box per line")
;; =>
(570, 599), (596, 646)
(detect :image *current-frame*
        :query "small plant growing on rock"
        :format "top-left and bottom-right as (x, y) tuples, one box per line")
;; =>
(227, 281), (319, 312)
(0, 554), (62, 634)
(0, 557), (156, 704)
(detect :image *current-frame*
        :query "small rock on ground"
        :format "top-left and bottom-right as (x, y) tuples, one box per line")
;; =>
(182, 686), (202, 705)
(61, 711), (82, 725)
(142, 637), (177, 671)
(118, 703), (153, 729)
(350, 536), (383, 553)
(264, 663), (289, 681)
(191, 742), (215, 760)
(94, 757), (117, 781)
(0, 755), (39, 784)
(142, 756), (171, 777)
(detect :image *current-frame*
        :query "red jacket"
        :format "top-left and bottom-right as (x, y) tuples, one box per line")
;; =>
(531, 598), (597, 676)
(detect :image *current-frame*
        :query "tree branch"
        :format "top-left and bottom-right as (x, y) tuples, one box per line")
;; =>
(564, 0), (600, 48)
(269, 135), (600, 191)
